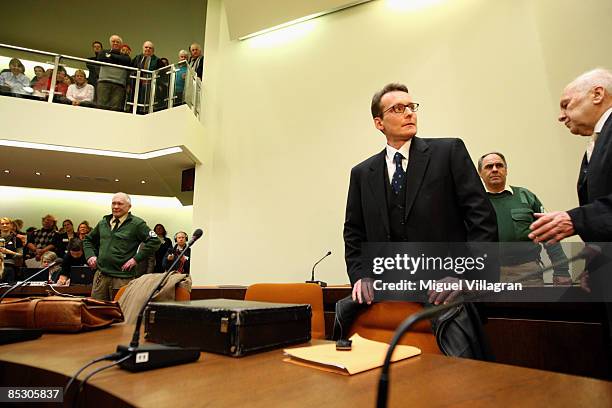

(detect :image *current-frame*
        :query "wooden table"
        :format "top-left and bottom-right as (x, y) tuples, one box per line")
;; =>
(0, 324), (610, 407)
(0, 284), (92, 298)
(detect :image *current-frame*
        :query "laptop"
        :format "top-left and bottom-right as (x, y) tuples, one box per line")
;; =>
(70, 266), (95, 285)
(16, 268), (50, 283)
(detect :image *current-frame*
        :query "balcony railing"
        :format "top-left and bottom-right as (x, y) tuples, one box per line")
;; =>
(0, 43), (202, 118)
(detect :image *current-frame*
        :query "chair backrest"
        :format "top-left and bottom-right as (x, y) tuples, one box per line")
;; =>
(244, 283), (326, 339)
(348, 302), (442, 354)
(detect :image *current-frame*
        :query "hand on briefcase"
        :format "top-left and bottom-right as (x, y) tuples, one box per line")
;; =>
(0, 296), (124, 332)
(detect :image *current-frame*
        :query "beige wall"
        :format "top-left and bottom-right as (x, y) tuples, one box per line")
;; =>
(191, 0), (612, 285)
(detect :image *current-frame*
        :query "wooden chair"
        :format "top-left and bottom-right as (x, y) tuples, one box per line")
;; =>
(348, 302), (442, 354)
(244, 283), (326, 339)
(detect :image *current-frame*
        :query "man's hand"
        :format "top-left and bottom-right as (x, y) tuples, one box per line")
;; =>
(121, 258), (137, 271)
(56, 275), (69, 286)
(352, 278), (374, 304)
(529, 211), (575, 244)
(552, 276), (573, 286)
(428, 276), (463, 305)
(87, 256), (97, 269)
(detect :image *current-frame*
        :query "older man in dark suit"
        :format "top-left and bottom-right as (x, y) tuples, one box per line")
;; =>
(344, 83), (498, 305)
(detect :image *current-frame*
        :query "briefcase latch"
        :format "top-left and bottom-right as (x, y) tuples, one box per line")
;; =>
(148, 310), (156, 324)
(220, 317), (229, 333)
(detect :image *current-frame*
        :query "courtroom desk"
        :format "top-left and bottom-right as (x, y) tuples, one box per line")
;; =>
(1, 324), (611, 408)
(0, 284), (92, 298)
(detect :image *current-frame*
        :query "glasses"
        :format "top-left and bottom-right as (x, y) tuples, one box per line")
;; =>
(383, 102), (420, 115)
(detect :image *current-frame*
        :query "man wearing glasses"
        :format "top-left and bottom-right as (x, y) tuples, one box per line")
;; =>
(343, 83), (497, 306)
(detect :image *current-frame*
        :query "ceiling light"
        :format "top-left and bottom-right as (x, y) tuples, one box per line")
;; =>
(114, 178), (120, 182)
(3, 170), (9, 174)
(66, 175), (71, 178)
(0, 140), (183, 160)
(141, 180), (146, 184)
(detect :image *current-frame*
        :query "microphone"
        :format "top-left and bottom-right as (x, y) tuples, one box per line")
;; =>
(187, 228), (203, 247)
(0, 258), (63, 303)
(115, 229), (204, 372)
(0, 259), (63, 344)
(306, 251), (331, 287)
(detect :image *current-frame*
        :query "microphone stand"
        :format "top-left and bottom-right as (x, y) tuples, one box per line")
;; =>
(114, 230), (203, 372)
(0, 260), (63, 344)
(306, 251), (331, 287)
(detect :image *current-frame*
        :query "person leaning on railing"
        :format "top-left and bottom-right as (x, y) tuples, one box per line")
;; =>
(32, 66), (69, 98)
(96, 34), (131, 111)
(66, 69), (94, 107)
(0, 58), (30, 95)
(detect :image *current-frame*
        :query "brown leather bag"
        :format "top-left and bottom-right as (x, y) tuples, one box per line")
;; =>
(0, 296), (124, 332)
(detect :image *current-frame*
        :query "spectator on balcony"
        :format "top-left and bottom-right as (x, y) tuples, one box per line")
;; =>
(30, 65), (45, 87)
(96, 34), (131, 111)
(0, 58), (30, 95)
(86, 40), (103, 87)
(66, 69), (94, 107)
(64, 74), (74, 87)
(189, 43), (203, 79)
(121, 44), (132, 58)
(175, 50), (189, 103)
(33, 66), (69, 97)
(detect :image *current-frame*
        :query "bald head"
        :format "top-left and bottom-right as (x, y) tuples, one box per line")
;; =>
(190, 43), (202, 58)
(111, 192), (131, 218)
(558, 68), (612, 136)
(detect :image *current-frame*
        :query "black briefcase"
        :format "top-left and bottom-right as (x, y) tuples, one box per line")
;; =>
(144, 298), (312, 357)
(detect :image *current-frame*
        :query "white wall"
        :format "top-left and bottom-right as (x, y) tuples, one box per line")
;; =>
(190, 0), (612, 285)
(0, 186), (192, 240)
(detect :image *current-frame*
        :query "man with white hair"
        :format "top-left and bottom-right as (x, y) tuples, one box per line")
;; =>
(96, 34), (131, 111)
(84, 192), (160, 301)
(131, 41), (164, 113)
(529, 68), (612, 243)
(188, 42), (203, 79)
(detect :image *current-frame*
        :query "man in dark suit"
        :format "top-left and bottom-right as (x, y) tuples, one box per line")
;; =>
(530, 68), (612, 244)
(344, 83), (498, 304)
(529, 68), (612, 376)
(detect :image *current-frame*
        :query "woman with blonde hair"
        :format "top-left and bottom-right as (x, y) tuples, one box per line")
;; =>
(0, 217), (23, 282)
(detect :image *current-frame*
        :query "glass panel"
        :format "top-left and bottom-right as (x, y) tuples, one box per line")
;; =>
(0, 45), (56, 102)
(153, 65), (172, 112)
(173, 61), (188, 107)
(126, 70), (153, 114)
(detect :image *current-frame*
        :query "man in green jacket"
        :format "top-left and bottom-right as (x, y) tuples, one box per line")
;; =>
(84, 192), (160, 300)
(478, 152), (572, 286)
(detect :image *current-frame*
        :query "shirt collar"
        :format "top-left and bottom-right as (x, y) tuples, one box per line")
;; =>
(111, 213), (129, 225)
(385, 139), (412, 162)
(594, 107), (612, 135)
(485, 183), (513, 194)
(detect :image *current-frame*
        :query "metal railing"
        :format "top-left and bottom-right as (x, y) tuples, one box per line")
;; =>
(0, 43), (202, 118)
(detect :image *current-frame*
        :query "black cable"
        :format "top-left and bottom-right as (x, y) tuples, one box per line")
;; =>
(73, 354), (132, 407)
(65, 352), (123, 395)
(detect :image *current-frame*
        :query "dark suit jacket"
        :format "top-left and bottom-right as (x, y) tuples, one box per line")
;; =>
(343, 137), (498, 284)
(569, 114), (612, 241)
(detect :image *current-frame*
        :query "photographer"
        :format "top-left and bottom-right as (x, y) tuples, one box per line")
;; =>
(162, 231), (190, 274)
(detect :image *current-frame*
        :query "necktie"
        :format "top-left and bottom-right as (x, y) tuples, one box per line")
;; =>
(391, 152), (405, 194)
(112, 218), (120, 231)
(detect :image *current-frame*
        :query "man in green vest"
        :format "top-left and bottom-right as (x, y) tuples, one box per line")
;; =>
(478, 152), (572, 286)
(84, 192), (160, 300)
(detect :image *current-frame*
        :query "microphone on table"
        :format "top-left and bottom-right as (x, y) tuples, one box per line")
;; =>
(306, 251), (331, 287)
(115, 229), (204, 372)
(0, 258), (63, 344)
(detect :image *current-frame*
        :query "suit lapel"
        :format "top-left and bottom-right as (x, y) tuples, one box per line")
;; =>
(404, 137), (431, 218)
(367, 150), (390, 236)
